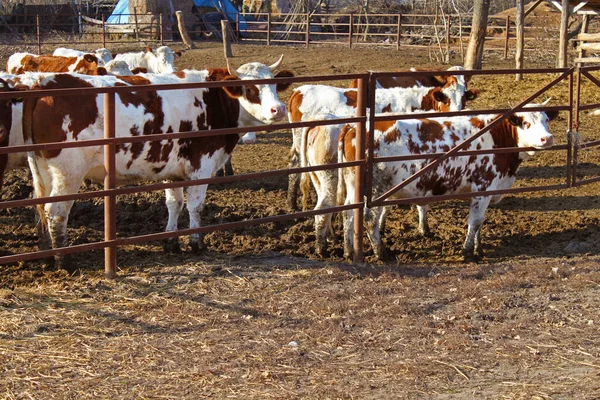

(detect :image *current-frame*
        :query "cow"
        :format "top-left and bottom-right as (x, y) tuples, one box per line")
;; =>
(21, 56), (293, 270)
(103, 60), (148, 76)
(0, 78), (15, 191)
(113, 46), (181, 74)
(52, 47), (114, 66)
(6, 53), (107, 75)
(287, 82), (464, 214)
(336, 103), (558, 262)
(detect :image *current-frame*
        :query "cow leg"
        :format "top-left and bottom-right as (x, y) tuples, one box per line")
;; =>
(416, 204), (432, 236)
(463, 196), (491, 262)
(313, 180), (336, 258)
(185, 183), (208, 253)
(163, 187), (184, 252)
(364, 205), (387, 260)
(215, 155), (234, 177)
(341, 171), (357, 260)
(287, 147), (301, 212)
(28, 155), (53, 251)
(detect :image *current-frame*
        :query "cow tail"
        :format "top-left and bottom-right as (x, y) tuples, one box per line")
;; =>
(22, 95), (47, 235)
(336, 125), (350, 207)
(299, 124), (311, 211)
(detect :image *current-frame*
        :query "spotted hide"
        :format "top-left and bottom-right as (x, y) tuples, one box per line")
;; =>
(7, 53), (107, 75)
(22, 59), (293, 270)
(337, 104), (558, 261)
(287, 83), (462, 213)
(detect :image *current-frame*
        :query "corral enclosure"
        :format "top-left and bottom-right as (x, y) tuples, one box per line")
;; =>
(1, 23), (600, 400)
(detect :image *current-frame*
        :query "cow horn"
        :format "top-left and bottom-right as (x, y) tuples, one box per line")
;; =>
(226, 58), (237, 76)
(542, 97), (552, 105)
(269, 54), (284, 71)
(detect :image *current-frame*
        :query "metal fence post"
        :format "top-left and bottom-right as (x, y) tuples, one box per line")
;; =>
(267, 12), (271, 46)
(104, 92), (117, 279)
(504, 15), (510, 59)
(396, 14), (401, 50)
(305, 13), (310, 48)
(353, 76), (366, 264)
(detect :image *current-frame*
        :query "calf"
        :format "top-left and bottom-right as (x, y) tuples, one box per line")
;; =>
(22, 57), (293, 270)
(288, 83), (458, 213)
(113, 46), (181, 74)
(7, 53), (107, 75)
(52, 47), (114, 66)
(337, 104), (558, 261)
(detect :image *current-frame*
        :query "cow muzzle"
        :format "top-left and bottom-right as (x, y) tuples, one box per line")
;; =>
(538, 134), (554, 148)
(269, 104), (287, 121)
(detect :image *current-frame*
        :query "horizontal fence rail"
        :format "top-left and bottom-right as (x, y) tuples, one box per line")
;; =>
(0, 67), (598, 277)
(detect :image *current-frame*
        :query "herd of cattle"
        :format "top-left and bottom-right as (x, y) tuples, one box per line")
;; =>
(0, 45), (559, 269)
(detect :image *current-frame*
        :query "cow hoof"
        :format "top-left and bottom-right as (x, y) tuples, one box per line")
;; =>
(55, 253), (75, 273)
(462, 252), (481, 263)
(224, 166), (234, 176)
(190, 241), (206, 254)
(420, 229), (434, 238)
(215, 169), (225, 178)
(316, 247), (330, 259)
(162, 238), (181, 253)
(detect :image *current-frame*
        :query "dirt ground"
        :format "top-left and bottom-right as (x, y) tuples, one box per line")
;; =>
(2, 27), (600, 400)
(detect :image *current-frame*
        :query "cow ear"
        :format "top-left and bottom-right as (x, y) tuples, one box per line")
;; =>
(466, 89), (480, 101)
(274, 70), (294, 91)
(508, 115), (522, 127)
(96, 67), (107, 76)
(221, 75), (243, 98)
(146, 46), (153, 53)
(175, 51), (182, 57)
(545, 110), (559, 121)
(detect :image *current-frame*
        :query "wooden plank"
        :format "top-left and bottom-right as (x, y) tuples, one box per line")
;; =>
(525, 0), (545, 17)
(576, 32), (600, 41)
(580, 42), (600, 50)
(575, 57), (600, 63)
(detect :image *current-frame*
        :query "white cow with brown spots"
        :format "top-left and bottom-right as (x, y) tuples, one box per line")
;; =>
(337, 104), (558, 261)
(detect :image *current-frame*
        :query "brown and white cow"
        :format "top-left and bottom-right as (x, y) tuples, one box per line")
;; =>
(337, 104), (557, 261)
(7, 53), (107, 75)
(288, 82), (461, 213)
(21, 57), (293, 270)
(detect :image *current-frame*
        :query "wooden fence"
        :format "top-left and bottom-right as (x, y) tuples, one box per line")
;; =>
(0, 11), (560, 59)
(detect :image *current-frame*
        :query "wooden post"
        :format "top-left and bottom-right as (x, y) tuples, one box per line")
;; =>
(504, 15), (510, 59)
(446, 15), (450, 62)
(222, 20), (232, 58)
(305, 13), (310, 48)
(578, 14), (590, 61)
(515, 0), (524, 80)
(267, 12), (271, 46)
(396, 14), (401, 50)
(159, 13), (163, 44)
(104, 92), (117, 279)
(134, 7), (139, 41)
(235, 13), (240, 41)
(102, 14), (106, 48)
(36, 15), (41, 55)
(176, 10), (195, 49)
(349, 13), (353, 48)
(557, 0), (569, 67)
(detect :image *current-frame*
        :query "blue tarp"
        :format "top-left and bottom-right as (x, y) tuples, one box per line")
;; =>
(107, 0), (247, 30)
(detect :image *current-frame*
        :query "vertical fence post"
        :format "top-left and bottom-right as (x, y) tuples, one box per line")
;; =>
(36, 15), (42, 55)
(353, 76), (366, 264)
(305, 13), (310, 48)
(446, 15), (451, 62)
(348, 13), (353, 48)
(102, 14), (106, 48)
(104, 92), (117, 279)
(396, 14), (401, 50)
(267, 12), (271, 46)
(134, 7), (139, 41)
(571, 66), (581, 186)
(504, 15), (510, 59)
(159, 13), (163, 44)
(236, 13), (240, 41)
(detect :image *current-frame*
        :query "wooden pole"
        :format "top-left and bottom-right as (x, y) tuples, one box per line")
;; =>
(446, 15), (450, 62)
(159, 13), (163, 44)
(175, 10), (195, 49)
(504, 15), (510, 59)
(305, 13), (310, 48)
(515, 0), (524, 80)
(36, 15), (41, 55)
(349, 13), (353, 48)
(134, 7), (139, 41)
(102, 14), (106, 48)
(557, 0), (569, 67)
(577, 14), (589, 62)
(396, 14), (401, 50)
(267, 12), (271, 46)
(222, 20), (232, 58)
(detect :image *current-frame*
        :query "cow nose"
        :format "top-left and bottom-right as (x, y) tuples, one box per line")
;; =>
(271, 104), (286, 119)
(541, 135), (554, 146)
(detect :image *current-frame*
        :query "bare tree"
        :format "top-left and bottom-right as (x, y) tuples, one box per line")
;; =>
(464, 0), (490, 70)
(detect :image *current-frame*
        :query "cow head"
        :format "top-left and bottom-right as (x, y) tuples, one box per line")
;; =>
(153, 46), (177, 73)
(94, 48), (114, 66)
(438, 66), (479, 111)
(223, 55), (294, 125)
(510, 100), (557, 155)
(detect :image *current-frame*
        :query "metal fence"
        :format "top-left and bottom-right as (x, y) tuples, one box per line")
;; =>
(0, 66), (597, 278)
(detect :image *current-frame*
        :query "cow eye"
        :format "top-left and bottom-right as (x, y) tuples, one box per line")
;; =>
(245, 86), (259, 97)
